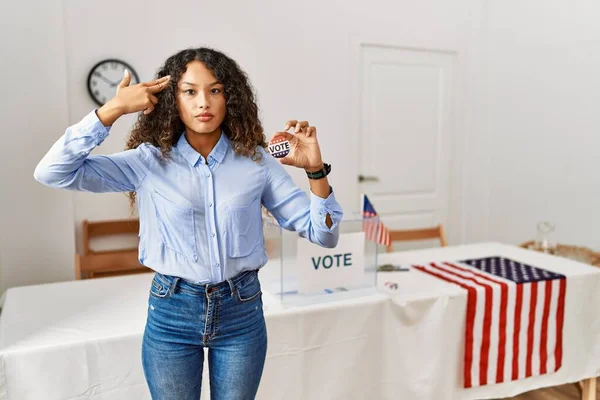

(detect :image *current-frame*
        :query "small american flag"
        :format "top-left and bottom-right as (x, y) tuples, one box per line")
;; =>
(414, 257), (566, 388)
(362, 194), (391, 247)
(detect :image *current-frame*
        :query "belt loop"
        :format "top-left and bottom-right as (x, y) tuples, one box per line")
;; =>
(226, 278), (235, 298)
(170, 277), (180, 294)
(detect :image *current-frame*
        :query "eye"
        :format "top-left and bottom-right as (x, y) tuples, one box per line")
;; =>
(211, 88), (222, 94)
(184, 89), (195, 95)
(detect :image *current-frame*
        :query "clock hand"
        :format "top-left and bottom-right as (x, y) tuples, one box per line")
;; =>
(96, 75), (115, 86)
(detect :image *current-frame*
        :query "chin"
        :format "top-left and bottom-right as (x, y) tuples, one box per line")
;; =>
(190, 122), (221, 135)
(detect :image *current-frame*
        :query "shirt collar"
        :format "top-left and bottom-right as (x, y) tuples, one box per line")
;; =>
(176, 131), (230, 166)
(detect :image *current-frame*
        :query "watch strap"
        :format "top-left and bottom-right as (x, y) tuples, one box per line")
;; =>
(306, 163), (331, 179)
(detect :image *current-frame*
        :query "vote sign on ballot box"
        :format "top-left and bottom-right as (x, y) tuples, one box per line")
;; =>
(261, 214), (379, 305)
(296, 232), (365, 294)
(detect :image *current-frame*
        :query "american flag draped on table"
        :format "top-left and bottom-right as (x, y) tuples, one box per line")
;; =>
(414, 257), (566, 388)
(361, 194), (391, 247)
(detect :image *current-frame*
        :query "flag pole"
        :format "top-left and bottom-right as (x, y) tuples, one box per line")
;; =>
(360, 192), (365, 216)
(362, 193), (380, 274)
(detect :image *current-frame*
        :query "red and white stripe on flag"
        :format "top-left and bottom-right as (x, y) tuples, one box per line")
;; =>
(362, 211), (391, 247)
(414, 258), (566, 388)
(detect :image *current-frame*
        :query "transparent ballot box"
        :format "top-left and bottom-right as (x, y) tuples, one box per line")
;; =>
(261, 214), (380, 307)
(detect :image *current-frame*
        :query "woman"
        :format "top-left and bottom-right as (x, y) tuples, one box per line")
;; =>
(34, 47), (343, 399)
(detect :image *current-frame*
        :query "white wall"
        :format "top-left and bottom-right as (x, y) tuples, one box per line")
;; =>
(466, 0), (600, 248)
(0, 1), (75, 294)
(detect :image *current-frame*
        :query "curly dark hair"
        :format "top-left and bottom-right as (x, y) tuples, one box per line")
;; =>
(125, 47), (267, 210)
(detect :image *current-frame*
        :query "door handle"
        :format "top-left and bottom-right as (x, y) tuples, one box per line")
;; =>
(358, 175), (379, 183)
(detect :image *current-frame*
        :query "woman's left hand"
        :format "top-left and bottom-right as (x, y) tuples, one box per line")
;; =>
(270, 120), (324, 171)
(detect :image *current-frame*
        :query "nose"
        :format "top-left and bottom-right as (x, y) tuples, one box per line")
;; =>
(197, 92), (210, 109)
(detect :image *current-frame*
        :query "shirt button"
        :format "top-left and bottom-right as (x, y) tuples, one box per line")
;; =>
(208, 203), (213, 207)
(214, 262), (219, 267)
(211, 233), (215, 237)
(205, 173), (210, 177)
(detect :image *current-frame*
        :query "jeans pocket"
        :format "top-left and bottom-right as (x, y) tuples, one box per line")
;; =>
(152, 190), (198, 262)
(234, 273), (262, 302)
(149, 274), (171, 299)
(226, 197), (262, 258)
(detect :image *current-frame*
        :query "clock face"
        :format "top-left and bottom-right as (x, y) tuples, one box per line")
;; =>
(87, 59), (139, 106)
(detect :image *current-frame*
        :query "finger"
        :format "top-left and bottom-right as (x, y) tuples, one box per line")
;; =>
(147, 78), (171, 94)
(149, 94), (159, 105)
(118, 69), (131, 89)
(143, 75), (171, 87)
(306, 126), (316, 137)
(296, 121), (309, 133)
(284, 120), (298, 131)
(270, 131), (294, 142)
(279, 156), (294, 166)
(143, 105), (155, 115)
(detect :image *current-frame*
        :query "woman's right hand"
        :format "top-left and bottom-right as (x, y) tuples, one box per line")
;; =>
(97, 70), (171, 126)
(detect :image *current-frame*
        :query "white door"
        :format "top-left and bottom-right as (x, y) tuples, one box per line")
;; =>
(357, 44), (458, 249)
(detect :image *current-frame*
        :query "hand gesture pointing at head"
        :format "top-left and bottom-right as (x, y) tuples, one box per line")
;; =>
(96, 70), (171, 126)
(115, 70), (171, 115)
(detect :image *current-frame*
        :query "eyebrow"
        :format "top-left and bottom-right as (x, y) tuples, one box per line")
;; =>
(180, 81), (221, 87)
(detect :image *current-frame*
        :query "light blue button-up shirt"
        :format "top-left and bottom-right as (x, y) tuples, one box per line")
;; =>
(34, 110), (343, 283)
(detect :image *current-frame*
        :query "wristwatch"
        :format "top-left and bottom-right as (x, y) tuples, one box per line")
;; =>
(305, 163), (331, 179)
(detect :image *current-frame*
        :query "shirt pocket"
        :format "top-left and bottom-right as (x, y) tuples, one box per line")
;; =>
(151, 190), (198, 262)
(226, 197), (262, 258)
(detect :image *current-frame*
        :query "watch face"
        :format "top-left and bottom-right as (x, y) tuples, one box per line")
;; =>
(87, 59), (139, 106)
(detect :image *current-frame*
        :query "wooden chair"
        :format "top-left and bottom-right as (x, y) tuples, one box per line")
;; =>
(74, 218), (151, 279)
(386, 224), (447, 252)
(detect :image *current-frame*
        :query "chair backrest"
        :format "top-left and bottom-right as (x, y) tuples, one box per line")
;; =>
(386, 224), (447, 252)
(76, 218), (149, 279)
(82, 219), (140, 255)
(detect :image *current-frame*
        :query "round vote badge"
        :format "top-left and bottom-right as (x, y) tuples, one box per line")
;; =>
(268, 136), (291, 158)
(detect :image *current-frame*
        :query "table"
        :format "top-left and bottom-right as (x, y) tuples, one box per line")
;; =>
(0, 269), (388, 400)
(376, 242), (600, 400)
(1, 242), (599, 400)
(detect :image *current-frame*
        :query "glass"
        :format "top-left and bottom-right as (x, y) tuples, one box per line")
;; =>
(261, 213), (380, 307)
(535, 221), (557, 254)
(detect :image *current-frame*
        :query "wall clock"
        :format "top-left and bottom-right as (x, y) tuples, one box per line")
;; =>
(87, 59), (140, 106)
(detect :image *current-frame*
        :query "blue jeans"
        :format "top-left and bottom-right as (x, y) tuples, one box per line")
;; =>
(142, 269), (267, 400)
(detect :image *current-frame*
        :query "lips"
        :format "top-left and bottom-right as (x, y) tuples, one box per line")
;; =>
(195, 113), (214, 122)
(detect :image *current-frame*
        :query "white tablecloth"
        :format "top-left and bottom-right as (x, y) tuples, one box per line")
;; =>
(1, 242), (599, 400)
(377, 243), (600, 399)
